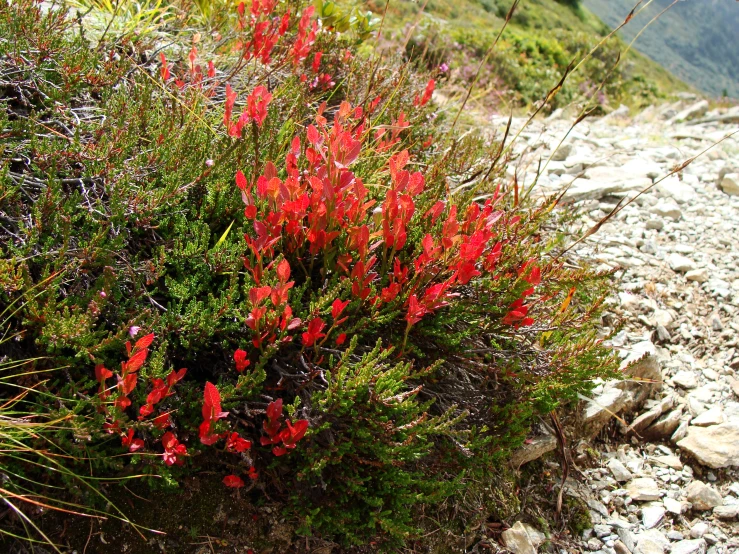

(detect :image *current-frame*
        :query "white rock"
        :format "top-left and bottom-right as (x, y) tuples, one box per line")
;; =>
(551, 142), (574, 161)
(501, 521), (537, 554)
(657, 176), (695, 203)
(627, 478), (662, 501)
(685, 268), (709, 283)
(641, 503), (665, 529)
(678, 423), (739, 468)
(689, 521), (708, 539)
(691, 406), (724, 427)
(670, 539), (706, 554)
(686, 481), (723, 511)
(667, 254), (697, 273)
(650, 201), (681, 221)
(608, 458), (634, 482)
(671, 100), (709, 123)
(713, 504), (739, 519)
(672, 370), (698, 389)
(663, 497), (688, 515)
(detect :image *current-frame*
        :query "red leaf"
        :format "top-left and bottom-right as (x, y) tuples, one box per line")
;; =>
(276, 259), (290, 283)
(95, 364), (112, 383)
(134, 333), (155, 352)
(166, 368), (187, 388)
(266, 398), (282, 422)
(204, 381), (221, 411)
(236, 170), (248, 191)
(223, 474), (245, 488)
(125, 348), (148, 373)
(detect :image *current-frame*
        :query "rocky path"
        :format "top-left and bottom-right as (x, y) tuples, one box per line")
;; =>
(495, 98), (739, 554)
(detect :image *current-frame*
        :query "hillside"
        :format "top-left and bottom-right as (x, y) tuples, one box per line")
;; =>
(382, 0), (688, 112)
(583, 0), (739, 99)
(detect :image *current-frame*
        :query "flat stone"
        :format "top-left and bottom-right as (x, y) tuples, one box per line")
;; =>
(686, 481), (723, 511)
(685, 268), (709, 283)
(678, 423), (739, 468)
(643, 407), (683, 440)
(719, 173), (739, 196)
(501, 521), (537, 554)
(583, 387), (629, 436)
(673, 370), (698, 389)
(689, 522), (708, 539)
(670, 539), (706, 554)
(608, 458), (634, 482)
(650, 201), (681, 221)
(641, 503), (665, 529)
(691, 407), (724, 427)
(671, 100), (709, 123)
(713, 504), (739, 519)
(668, 254), (697, 273)
(663, 497), (688, 515)
(510, 433), (558, 468)
(651, 455), (683, 470)
(627, 478), (662, 501)
(564, 176), (652, 201)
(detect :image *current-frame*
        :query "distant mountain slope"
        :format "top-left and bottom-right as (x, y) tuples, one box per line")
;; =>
(583, 0), (739, 98)
(386, 0), (688, 111)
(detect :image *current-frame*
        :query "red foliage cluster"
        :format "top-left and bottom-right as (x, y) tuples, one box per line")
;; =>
(259, 399), (309, 456)
(94, 333), (188, 464)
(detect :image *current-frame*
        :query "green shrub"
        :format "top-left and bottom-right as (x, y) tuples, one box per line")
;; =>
(0, 0), (620, 548)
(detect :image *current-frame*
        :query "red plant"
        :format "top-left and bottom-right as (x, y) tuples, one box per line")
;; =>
(226, 432), (252, 453)
(199, 382), (229, 445)
(162, 432), (187, 466)
(223, 474), (245, 488)
(260, 399), (309, 456)
(121, 428), (144, 453)
(234, 349), (250, 372)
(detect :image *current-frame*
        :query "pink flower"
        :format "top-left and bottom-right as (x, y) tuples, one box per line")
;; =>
(128, 326), (141, 338)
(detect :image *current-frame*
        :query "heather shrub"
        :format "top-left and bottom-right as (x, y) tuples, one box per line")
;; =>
(0, 0), (620, 548)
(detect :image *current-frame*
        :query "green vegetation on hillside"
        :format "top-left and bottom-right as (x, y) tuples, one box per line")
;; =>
(380, 0), (687, 114)
(584, 0), (739, 99)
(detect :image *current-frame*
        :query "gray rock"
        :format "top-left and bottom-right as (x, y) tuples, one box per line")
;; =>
(673, 370), (698, 389)
(608, 458), (634, 482)
(583, 387), (630, 437)
(719, 173), (739, 196)
(627, 478), (662, 501)
(510, 433), (558, 468)
(678, 423), (739, 468)
(689, 522), (708, 539)
(670, 539), (706, 554)
(641, 503), (665, 529)
(686, 480), (723, 511)
(617, 528), (637, 552)
(671, 100), (709, 123)
(551, 142), (574, 161)
(501, 521), (537, 554)
(643, 407), (683, 440)
(712, 504), (739, 519)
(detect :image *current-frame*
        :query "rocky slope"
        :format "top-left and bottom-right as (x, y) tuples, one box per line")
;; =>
(494, 97), (739, 554)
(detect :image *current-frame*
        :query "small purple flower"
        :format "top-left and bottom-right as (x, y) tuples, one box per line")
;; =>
(99, 291), (107, 298)
(438, 63), (449, 73)
(205, 159), (214, 167)
(129, 326), (141, 338)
